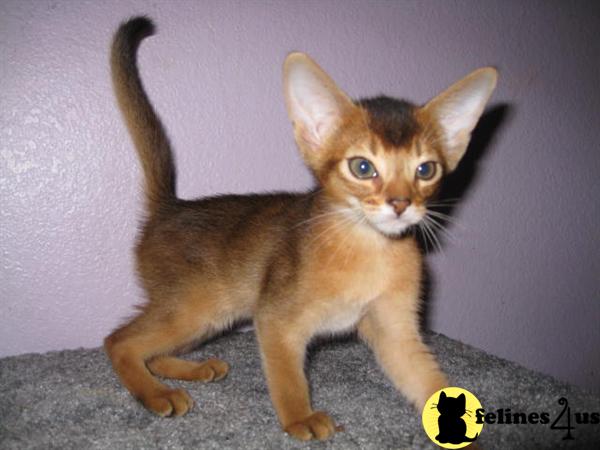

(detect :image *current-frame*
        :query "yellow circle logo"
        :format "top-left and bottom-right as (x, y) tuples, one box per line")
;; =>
(422, 387), (484, 449)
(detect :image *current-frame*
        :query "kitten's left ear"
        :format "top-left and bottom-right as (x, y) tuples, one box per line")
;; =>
(422, 67), (498, 171)
(283, 53), (356, 157)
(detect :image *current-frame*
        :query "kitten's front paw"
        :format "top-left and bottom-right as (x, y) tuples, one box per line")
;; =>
(142, 388), (194, 417)
(284, 411), (340, 441)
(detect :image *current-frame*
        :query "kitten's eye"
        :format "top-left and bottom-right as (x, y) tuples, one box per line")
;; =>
(348, 158), (378, 179)
(416, 161), (437, 180)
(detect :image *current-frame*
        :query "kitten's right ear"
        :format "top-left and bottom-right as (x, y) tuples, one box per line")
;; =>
(283, 53), (355, 155)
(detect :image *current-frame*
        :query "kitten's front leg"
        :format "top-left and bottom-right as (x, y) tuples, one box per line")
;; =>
(358, 292), (448, 411)
(255, 318), (337, 441)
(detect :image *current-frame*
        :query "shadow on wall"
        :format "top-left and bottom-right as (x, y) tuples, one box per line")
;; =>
(442, 104), (513, 208)
(419, 103), (513, 331)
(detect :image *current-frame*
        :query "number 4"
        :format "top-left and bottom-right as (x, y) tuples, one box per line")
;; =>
(550, 397), (575, 440)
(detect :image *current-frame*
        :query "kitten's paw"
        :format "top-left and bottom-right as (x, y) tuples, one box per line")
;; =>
(284, 411), (340, 441)
(142, 388), (194, 417)
(191, 358), (229, 382)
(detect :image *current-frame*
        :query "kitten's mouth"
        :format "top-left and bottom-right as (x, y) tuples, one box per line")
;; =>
(346, 198), (423, 237)
(364, 207), (424, 237)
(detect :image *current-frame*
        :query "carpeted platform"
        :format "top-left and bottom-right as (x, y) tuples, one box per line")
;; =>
(1, 331), (598, 449)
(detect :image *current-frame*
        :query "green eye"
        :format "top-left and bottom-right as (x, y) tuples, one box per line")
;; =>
(416, 161), (437, 180)
(348, 157), (378, 179)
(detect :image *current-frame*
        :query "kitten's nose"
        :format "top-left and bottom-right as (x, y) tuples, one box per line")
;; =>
(388, 198), (411, 216)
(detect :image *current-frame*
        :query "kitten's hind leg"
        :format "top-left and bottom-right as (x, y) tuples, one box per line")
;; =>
(105, 288), (239, 417)
(147, 356), (229, 382)
(105, 319), (197, 417)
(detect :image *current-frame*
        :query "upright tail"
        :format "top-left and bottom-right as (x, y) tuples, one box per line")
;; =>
(111, 17), (176, 215)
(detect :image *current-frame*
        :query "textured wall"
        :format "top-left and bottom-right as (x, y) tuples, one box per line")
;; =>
(1, 0), (598, 391)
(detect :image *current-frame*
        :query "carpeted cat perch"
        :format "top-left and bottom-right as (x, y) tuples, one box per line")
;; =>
(1, 331), (598, 449)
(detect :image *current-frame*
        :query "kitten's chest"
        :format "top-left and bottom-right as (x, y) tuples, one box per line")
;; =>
(306, 230), (418, 299)
(304, 235), (420, 334)
(313, 259), (389, 334)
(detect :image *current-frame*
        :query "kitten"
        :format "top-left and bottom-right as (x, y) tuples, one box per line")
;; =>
(105, 16), (497, 441)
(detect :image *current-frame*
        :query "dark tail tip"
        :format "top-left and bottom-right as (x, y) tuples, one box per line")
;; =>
(116, 16), (156, 44)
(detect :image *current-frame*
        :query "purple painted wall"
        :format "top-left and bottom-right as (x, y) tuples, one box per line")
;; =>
(1, 0), (598, 391)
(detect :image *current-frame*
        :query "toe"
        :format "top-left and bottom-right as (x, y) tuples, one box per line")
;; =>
(170, 388), (193, 416)
(308, 411), (336, 440)
(142, 388), (193, 417)
(284, 411), (338, 441)
(192, 359), (229, 382)
(285, 423), (313, 441)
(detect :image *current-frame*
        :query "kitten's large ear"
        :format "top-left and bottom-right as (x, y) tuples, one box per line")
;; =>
(422, 67), (497, 171)
(283, 53), (356, 155)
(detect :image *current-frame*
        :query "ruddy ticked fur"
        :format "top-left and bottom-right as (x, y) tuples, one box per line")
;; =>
(105, 16), (497, 441)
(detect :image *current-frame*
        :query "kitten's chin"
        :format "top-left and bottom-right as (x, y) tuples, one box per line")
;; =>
(368, 219), (414, 238)
(365, 206), (424, 238)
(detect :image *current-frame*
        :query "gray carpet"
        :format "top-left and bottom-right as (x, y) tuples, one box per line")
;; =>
(1, 331), (598, 449)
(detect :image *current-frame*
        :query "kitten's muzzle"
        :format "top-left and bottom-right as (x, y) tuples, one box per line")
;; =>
(387, 198), (411, 216)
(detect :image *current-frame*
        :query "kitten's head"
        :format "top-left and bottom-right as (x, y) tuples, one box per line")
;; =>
(283, 53), (497, 237)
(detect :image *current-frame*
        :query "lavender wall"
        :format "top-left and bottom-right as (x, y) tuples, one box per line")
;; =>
(1, 0), (598, 391)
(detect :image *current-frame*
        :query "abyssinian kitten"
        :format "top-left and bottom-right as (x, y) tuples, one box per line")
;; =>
(105, 16), (497, 441)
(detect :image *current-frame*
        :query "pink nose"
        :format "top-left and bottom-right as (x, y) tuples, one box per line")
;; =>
(388, 198), (411, 215)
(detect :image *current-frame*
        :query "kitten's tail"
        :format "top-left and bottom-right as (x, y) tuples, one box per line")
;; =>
(111, 17), (176, 215)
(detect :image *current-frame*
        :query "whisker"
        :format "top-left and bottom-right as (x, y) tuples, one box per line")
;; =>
(309, 217), (349, 248)
(427, 199), (460, 208)
(421, 218), (444, 255)
(416, 223), (430, 254)
(426, 209), (462, 227)
(418, 222), (434, 255)
(319, 218), (359, 260)
(423, 219), (454, 247)
(309, 210), (358, 254)
(423, 215), (456, 242)
(419, 219), (442, 254)
(293, 208), (349, 229)
(430, 196), (461, 203)
(328, 213), (362, 267)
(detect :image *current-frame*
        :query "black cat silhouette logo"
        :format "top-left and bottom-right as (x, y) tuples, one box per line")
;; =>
(436, 391), (479, 444)
(422, 387), (484, 449)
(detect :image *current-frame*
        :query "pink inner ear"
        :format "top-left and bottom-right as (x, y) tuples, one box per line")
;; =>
(297, 125), (321, 150)
(315, 114), (335, 140)
(297, 112), (339, 151)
